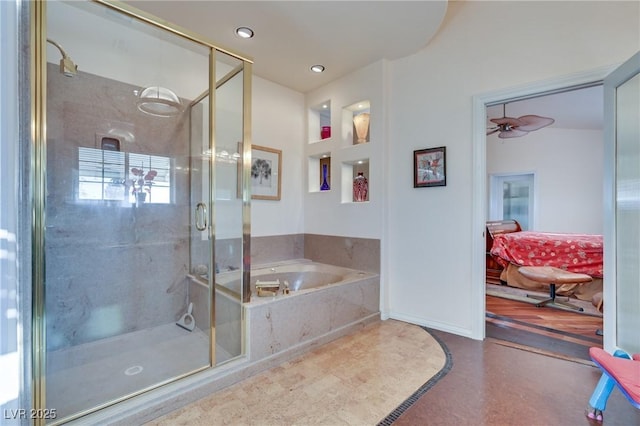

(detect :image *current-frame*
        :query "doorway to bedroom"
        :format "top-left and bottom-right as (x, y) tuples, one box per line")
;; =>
(481, 84), (605, 361)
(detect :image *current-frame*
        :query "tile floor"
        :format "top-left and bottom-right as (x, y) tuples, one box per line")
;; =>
(147, 320), (446, 425)
(129, 318), (640, 426)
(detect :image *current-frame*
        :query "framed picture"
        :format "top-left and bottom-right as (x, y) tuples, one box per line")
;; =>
(414, 146), (446, 188)
(250, 145), (281, 200)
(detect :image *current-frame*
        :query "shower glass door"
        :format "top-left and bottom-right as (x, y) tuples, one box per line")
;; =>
(43, 0), (217, 421)
(189, 52), (246, 365)
(214, 55), (246, 364)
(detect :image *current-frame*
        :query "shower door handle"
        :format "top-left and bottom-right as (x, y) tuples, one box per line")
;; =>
(195, 202), (207, 231)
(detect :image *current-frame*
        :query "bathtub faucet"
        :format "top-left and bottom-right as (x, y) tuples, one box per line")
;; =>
(256, 279), (280, 297)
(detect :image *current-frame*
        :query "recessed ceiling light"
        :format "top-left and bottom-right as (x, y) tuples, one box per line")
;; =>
(310, 65), (325, 73)
(235, 27), (254, 39)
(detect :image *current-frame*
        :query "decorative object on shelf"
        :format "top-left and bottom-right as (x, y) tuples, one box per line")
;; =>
(320, 164), (330, 191)
(353, 172), (368, 202)
(321, 126), (331, 139)
(250, 145), (282, 200)
(353, 112), (370, 144)
(414, 146), (446, 188)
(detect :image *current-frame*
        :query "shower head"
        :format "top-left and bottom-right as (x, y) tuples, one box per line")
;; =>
(47, 38), (78, 77)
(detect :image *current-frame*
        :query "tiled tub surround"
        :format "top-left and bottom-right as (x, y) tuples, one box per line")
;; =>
(191, 233), (379, 285)
(303, 234), (381, 273)
(251, 233), (380, 273)
(250, 234), (304, 265)
(245, 260), (379, 361)
(191, 259), (380, 363)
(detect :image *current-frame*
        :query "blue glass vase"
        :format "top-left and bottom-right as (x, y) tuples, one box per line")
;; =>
(320, 164), (330, 191)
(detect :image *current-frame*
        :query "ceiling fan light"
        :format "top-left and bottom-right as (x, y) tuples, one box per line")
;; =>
(498, 129), (529, 139)
(490, 117), (523, 127)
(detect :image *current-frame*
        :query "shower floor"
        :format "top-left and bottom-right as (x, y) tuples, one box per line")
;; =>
(47, 323), (231, 420)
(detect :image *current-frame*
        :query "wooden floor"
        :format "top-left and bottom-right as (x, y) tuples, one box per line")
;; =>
(485, 294), (603, 359)
(396, 329), (640, 426)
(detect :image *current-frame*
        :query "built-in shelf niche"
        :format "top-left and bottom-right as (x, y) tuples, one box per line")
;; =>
(342, 100), (371, 146)
(308, 153), (331, 192)
(341, 159), (369, 203)
(308, 100), (331, 143)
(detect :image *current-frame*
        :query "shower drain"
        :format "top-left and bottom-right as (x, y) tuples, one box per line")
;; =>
(124, 365), (144, 376)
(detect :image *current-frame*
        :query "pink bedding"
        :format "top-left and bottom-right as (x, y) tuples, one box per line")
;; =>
(490, 231), (603, 278)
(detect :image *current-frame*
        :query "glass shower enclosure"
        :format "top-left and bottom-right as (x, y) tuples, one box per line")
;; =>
(33, 0), (251, 422)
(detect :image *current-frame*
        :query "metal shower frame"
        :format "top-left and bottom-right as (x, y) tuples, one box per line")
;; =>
(29, 0), (253, 423)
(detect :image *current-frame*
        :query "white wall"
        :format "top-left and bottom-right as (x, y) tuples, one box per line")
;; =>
(487, 128), (604, 235)
(387, 1), (639, 336)
(302, 61), (389, 316)
(251, 76), (306, 237)
(303, 61), (386, 239)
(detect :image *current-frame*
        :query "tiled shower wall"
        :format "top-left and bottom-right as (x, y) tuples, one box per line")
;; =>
(45, 64), (191, 351)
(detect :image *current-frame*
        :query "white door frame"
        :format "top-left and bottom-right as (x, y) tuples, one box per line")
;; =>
(470, 65), (616, 341)
(603, 52), (640, 353)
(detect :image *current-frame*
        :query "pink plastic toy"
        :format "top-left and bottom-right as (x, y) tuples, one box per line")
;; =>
(586, 347), (640, 422)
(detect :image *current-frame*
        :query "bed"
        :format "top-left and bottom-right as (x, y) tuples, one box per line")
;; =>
(487, 220), (603, 301)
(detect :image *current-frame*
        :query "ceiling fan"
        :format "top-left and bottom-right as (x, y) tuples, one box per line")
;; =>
(487, 104), (555, 139)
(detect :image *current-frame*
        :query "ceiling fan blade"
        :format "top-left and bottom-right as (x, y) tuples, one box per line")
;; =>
(516, 115), (555, 132)
(486, 128), (500, 136)
(498, 129), (529, 139)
